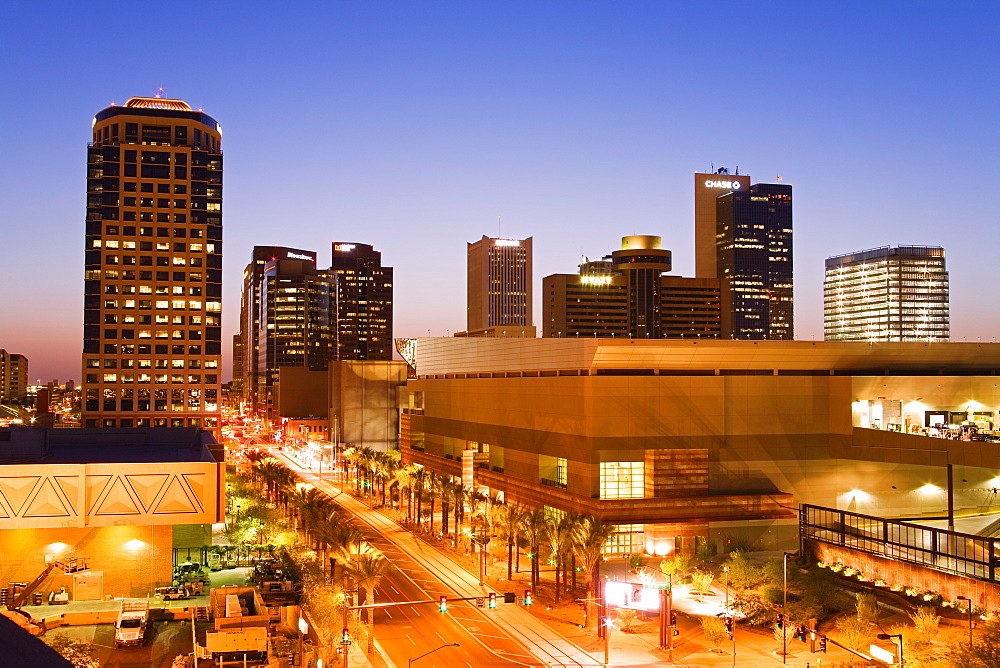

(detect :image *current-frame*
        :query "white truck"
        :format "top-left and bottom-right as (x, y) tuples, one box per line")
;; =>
(114, 599), (149, 647)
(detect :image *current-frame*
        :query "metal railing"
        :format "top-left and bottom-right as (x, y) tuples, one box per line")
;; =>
(801, 503), (998, 583)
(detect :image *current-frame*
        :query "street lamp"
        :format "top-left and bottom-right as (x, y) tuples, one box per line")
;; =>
(408, 643), (459, 666)
(782, 552), (792, 665)
(723, 566), (734, 668)
(877, 633), (904, 666)
(957, 596), (973, 649)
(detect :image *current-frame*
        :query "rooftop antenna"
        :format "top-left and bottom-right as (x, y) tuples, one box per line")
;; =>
(155, 87), (164, 99)
(735, 166), (739, 175)
(498, 215), (501, 238)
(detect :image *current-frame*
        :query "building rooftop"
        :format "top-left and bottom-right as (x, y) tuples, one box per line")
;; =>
(0, 427), (220, 464)
(124, 96), (193, 111)
(411, 337), (1000, 377)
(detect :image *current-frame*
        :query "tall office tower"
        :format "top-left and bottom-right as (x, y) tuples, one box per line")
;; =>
(824, 246), (950, 342)
(715, 183), (794, 340)
(693, 171), (750, 279)
(82, 96), (223, 429)
(542, 236), (728, 338)
(256, 253), (337, 414)
(235, 246), (320, 411)
(0, 351), (28, 404)
(235, 247), (337, 415)
(466, 236), (533, 336)
(329, 242), (393, 360)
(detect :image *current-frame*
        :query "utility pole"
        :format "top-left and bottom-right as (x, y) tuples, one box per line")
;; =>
(782, 552), (789, 665)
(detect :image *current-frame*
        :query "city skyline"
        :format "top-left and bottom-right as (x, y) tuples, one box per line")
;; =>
(5, 2), (1000, 381)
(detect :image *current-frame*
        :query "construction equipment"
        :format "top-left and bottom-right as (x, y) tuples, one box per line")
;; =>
(5, 558), (89, 614)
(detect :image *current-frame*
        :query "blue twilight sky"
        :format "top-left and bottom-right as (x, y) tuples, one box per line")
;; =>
(2, 1), (999, 382)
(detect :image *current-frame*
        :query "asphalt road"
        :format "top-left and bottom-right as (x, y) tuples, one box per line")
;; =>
(272, 451), (542, 667)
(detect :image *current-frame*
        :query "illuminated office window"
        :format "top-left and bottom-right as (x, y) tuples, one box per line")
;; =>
(600, 462), (645, 499)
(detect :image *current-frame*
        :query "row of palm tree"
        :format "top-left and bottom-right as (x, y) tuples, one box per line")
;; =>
(343, 446), (618, 626)
(238, 452), (394, 655)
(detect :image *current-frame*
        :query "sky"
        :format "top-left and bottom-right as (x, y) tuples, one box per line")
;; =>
(3, 1), (999, 383)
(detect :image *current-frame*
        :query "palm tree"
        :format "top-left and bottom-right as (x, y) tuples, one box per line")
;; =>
(450, 483), (468, 547)
(346, 550), (392, 654)
(522, 507), (547, 593)
(573, 515), (616, 628)
(410, 465), (426, 528)
(424, 471), (441, 535)
(496, 500), (530, 580)
(545, 513), (577, 604)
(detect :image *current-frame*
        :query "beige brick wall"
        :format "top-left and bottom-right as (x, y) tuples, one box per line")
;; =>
(0, 524), (173, 599)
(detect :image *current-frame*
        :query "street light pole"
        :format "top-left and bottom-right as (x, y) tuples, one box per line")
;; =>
(957, 596), (973, 649)
(408, 643), (460, 666)
(878, 633), (904, 667)
(724, 566), (734, 668)
(782, 552), (789, 664)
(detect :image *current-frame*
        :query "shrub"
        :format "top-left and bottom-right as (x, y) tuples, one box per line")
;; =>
(701, 615), (728, 649)
(760, 584), (783, 606)
(856, 591), (879, 625)
(695, 538), (718, 563)
(723, 551), (765, 591)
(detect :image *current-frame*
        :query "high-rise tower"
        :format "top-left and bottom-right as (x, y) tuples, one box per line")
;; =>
(466, 235), (533, 336)
(329, 242), (393, 360)
(715, 183), (793, 340)
(824, 246), (949, 342)
(82, 96), (223, 429)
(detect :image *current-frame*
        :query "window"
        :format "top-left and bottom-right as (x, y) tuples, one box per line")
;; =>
(600, 462), (644, 499)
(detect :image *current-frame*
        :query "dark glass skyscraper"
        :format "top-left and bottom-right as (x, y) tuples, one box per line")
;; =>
(329, 242), (393, 360)
(82, 96), (223, 429)
(716, 183), (793, 340)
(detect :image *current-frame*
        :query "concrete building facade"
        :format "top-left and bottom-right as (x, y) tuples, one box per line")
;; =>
(0, 351), (28, 404)
(466, 236), (533, 336)
(0, 427), (223, 597)
(400, 337), (1000, 555)
(82, 96), (223, 429)
(543, 236), (728, 339)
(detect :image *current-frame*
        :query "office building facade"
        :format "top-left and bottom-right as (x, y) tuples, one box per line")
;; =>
(234, 246), (329, 413)
(694, 172), (751, 279)
(0, 351), (28, 404)
(329, 242), (393, 360)
(715, 183), (793, 339)
(543, 236), (727, 339)
(824, 246), (949, 342)
(82, 96), (223, 429)
(466, 236), (533, 336)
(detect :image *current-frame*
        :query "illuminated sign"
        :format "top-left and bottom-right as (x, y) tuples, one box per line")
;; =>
(287, 252), (313, 261)
(604, 581), (660, 611)
(704, 180), (742, 190)
(494, 239), (520, 247)
(580, 275), (613, 286)
(334, 244), (356, 252)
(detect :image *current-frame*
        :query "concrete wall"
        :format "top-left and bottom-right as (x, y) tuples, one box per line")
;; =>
(0, 524), (173, 599)
(330, 360), (406, 452)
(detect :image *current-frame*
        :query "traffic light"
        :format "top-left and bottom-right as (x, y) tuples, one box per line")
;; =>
(723, 616), (733, 632)
(341, 628), (350, 645)
(796, 625), (807, 642)
(489, 592), (497, 609)
(475, 597), (485, 608)
(670, 611), (677, 625)
(524, 590), (533, 606)
(775, 613), (784, 629)
(818, 635), (828, 652)
(439, 595), (448, 612)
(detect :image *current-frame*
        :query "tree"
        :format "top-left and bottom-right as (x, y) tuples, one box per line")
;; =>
(346, 550), (392, 654)
(572, 515), (616, 628)
(701, 616), (728, 651)
(544, 513), (576, 604)
(522, 507), (547, 592)
(834, 615), (871, 650)
(721, 551), (764, 591)
(658, 554), (691, 582)
(856, 591), (879, 625)
(690, 571), (715, 595)
(496, 500), (530, 580)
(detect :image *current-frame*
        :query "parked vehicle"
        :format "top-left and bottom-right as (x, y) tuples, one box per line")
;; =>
(114, 599), (149, 647)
